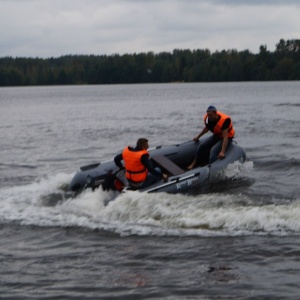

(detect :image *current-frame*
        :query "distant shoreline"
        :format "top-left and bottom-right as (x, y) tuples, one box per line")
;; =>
(1, 39), (299, 86)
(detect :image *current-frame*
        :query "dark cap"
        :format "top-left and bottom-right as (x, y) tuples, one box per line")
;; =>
(206, 105), (217, 112)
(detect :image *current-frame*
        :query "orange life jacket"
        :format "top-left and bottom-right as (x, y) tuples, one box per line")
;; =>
(122, 146), (149, 182)
(203, 111), (235, 138)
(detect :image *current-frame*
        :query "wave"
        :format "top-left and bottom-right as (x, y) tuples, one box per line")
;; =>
(275, 103), (300, 107)
(0, 168), (299, 237)
(253, 157), (300, 171)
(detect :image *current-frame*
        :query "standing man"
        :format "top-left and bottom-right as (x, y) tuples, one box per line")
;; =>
(114, 138), (168, 189)
(187, 106), (235, 169)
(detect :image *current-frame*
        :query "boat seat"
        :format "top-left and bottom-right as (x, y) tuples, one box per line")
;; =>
(151, 155), (185, 176)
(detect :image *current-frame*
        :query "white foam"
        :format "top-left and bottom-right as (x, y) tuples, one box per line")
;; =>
(1, 173), (299, 236)
(222, 160), (254, 180)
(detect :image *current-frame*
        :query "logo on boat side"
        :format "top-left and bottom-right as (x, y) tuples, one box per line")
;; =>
(176, 176), (199, 190)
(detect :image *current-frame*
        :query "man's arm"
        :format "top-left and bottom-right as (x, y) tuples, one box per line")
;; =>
(114, 153), (124, 169)
(218, 117), (231, 159)
(141, 154), (163, 178)
(193, 127), (209, 141)
(219, 129), (229, 159)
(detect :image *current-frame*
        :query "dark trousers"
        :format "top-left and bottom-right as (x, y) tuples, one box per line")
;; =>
(195, 135), (232, 165)
(139, 167), (162, 189)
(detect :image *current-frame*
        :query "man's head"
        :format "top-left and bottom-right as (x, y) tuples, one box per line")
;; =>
(206, 105), (218, 122)
(136, 138), (149, 150)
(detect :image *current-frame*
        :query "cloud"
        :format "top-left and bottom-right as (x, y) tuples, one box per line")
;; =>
(0, 0), (299, 57)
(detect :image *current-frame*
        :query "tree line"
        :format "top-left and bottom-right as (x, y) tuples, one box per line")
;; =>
(0, 39), (299, 86)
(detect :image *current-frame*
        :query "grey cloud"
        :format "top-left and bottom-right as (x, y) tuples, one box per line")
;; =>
(0, 0), (299, 57)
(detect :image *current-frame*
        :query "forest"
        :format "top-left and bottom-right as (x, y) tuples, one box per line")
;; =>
(0, 39), (299, 86)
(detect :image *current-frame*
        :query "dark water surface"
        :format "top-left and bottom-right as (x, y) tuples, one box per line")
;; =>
(0, 82), (299, 299)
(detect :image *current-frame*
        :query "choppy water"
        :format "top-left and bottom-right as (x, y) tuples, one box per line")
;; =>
(0, 82), (299, 299)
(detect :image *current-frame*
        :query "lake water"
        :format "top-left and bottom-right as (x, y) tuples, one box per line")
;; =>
(0, 82), (299, 299)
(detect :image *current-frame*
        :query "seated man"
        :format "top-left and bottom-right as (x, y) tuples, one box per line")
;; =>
(114, 138), (168, 189)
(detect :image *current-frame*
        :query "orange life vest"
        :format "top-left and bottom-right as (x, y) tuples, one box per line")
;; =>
(122, 146), (149, 182)
(203, 111), (235, 138)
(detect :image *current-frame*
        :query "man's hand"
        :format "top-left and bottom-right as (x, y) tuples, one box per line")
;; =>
(218, 152), (225, 159)
(162, 174), (168, 182)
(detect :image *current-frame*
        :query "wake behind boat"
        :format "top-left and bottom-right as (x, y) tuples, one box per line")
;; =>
(66, 140), (246, 197)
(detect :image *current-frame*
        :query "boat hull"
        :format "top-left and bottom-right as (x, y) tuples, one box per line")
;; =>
(67, 140), (246, 195)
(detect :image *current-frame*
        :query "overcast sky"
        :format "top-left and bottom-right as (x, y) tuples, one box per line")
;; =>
(1, 0), (299, 58)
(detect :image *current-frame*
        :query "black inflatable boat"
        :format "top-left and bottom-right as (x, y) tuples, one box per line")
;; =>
(66, 140), (246, 196)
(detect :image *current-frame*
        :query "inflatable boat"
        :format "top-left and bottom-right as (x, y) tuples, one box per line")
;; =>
(66, 140), (246, 196)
